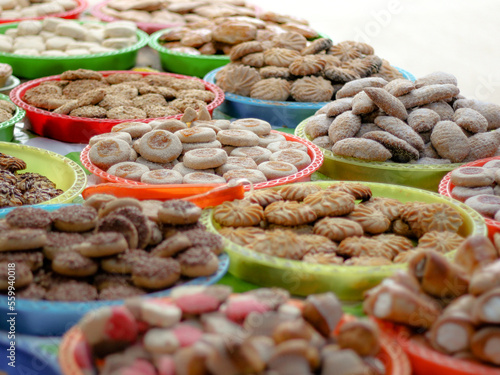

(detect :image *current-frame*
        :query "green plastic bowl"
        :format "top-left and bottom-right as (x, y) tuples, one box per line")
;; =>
(295, 118), (464, 192)
(0, 142), (87, 205)
(148, 29), (230, 78)
(203, 181), (487, 300)
(0, 21), (149, 79)
(0, 93), (24, 141)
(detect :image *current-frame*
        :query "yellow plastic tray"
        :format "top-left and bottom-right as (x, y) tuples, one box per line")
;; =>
(203, 181), (487, 300)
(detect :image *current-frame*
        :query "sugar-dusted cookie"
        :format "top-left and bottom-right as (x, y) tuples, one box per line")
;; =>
(107, 162), (149, 182)
(223, 169), (267, 184)
(231, 146), (272, 164)
(217, 129), (260, 147)
(450, 167), (495, 187)
(183, 172), (226, 184)
(183, 148), (228, 169)
(451, 186), (495, 202)
(139, 130), (183, 163)
(465, 194), (500, 218)
(258, 161), (298, 180)
(269, 149), (311, 170)
(213, 200), (264, 227)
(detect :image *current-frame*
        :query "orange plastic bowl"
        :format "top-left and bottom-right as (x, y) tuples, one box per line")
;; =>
(438, 156), (500, 241)
(9, 71), (224, 144)
(59, 298), (411, 375)
(376, 319), (500, 375)
(0, 0), (87, 23)
(80, 130), (324, 190)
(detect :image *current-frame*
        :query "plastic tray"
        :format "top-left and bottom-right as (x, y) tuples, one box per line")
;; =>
(0, 142), (86, 207)
(439, 156), (500, 241)
(59, 302), (411, 375)
(10, 70), (225, 143)
(0, 204), (229, 336)
(203, 67), (415, 129)
(0, 22), (149, 79)
(0, 92), (25, 142)
(80, 130), (323, 190)
(0, 0), (87, 24)
(91, 0), (184, 34)
(376, 319), (500, 375)
(204, 181), (487, 300)
(295, 119), (463, 192)
(149, 29), (230, 78)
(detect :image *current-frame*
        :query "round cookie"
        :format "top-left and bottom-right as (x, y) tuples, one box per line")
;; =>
(269, 149), (311, 170)
(0, 262), (32, 290)
(267, 141), (308, 154)
(157, 200), (202, 225)
(258, 132), (287, 148)
(135, 157), (175, 171)
(6, 207), (53, 230)
(151, 233), (192, 258)
(111, 122), (152, 138)
(96, 214), (139, 249)
(173, 162), (215, 176)
(0, 251), (43, 271)
(174, 127), (216, 143)
(465, 194), (500, 217)
(450, 167), (495, 187)
(101, 249), (149, 274)
(215, 156), (258, 175)
(451, 186), (495, 202)
(107, 162), (149, 182)
(46, 281), (98, 302)
(483, 160), (500, 169)
(139, 130), (183, 163)
(52, 251), (98, 277)
(132, 257), (181, 290)
(213, 200), (264, 227)
(182, 140), (222, 154)
(0, 229), (47, 252)
(223, 169), (267, 184)
(183, 229), (224, 255)
(216, 129), (260, 147)
(177, 247), (219, 277)
(183, 148), (228, 169)
(51, 205), (98, 232)
(141, 169), (183, 184)
(89, 139), (131, 170)
(98, 197), (143, 218)
(43, 232), (86, 260)
(258, 161), (298, 179)
(79, 232), (128, 258)
(229, 118), (272, 136)
(183, 172), (226, 184)
(264, 201), (317, 226)
(230, 146), (272, 164)
(89, 132), (132, 147)
(83, 194), (117, 211)
(111, 206), (152, 249)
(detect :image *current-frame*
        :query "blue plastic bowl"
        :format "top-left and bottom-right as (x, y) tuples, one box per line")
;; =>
(204, 67), (416, 128)
(0, 205), (230, 336)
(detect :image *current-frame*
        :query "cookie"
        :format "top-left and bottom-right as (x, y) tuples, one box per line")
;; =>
(43, 232), (85, 260)
(267, 141), (308, 154)
(141, 169), (183, 184)
(101, 249), (149, 274)
(52, 251), (98, 277)
(279, 183), (321, 201)
(303, 190), (355, 217)
(79, 232), (128, 258)
(157, 200), (201, 225)
(6, 206), (53, 230)
(217, 129), (260, 147)
(107, 162), (149, 182)
(332, 138), (392, 162)
(258, 161), (298, 180)
(0, 229), (47, 252)
(250, 230), (308, 260)
(313, 217), (363, 242)
(173, 163), (215, 176)
(291, 76), (334, 102)
(89, 139), (132, 170)
(244, 189), (283, 208)
(223, 169), (267, 184)
(264, 201), (317, 226)
(96, 214), (139, 249)
(229, 118), (272, 136)
(451, 186), (495, 202)
(183, 229), (223, 255)
(269, 149), (311, 170)
(465, 194), (500, 217)
(46, 280), (98, 302)
(0, 261), (32, 290)
(326, 182), (372, 202)
(89, 132), (133, 147)
(183, 148), (228, 169)
(401, 202), (463, 237)
(417, 231), (464, 254)
(230, 146), (272, 164)
(218, 227), (266, 247)
(151, 233), (191, 258)
(258, 133), (287, 148)
(139, 130), (183, 163)
(250, 78), (291, 101)
(450, 167), (495, 187)
(215, 157), (258, 175)
(175, 127), (216, 143)
(132, 257), (181, 290)
(183, 172), (226, 184)
(111, 206), (151, 249)
(182, 140), (222, 154)
(111, 122), (152, 138)
(51, 205), (98, 232)
(213, 200), (264, 227)
(98, 197), (143, 218)
(0, 251), (43, 271)
(359, 197), (402, 221)
(177, 247), (219, 277)
(346, 205), (391, 234)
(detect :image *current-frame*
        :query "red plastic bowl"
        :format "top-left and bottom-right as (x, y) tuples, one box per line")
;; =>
(9, 71), (225, 144)
(0, 0), (87, 23)
(438, 156), (500, 241)
(376, 319), (500, 375)
(91, 0), (185, 34)
(80, 130), (324, 191)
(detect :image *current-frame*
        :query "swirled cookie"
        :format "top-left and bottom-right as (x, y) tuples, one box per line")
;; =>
(218, 226), (266, 247)
(372, 234), (414, 259)
(213, 199), (264, 227)
(259, 66), (291, 80)
(326, 182), (372, 202)
(245, 189), (283, 207)
(416, 231), (464, 254)
(346, 205), (391, 234)
(229, 41), (263, 61)
(289, 55), (326, 76)
(313, 217), (363, 242)
(360, 196), (403, 221)
(344, 256), (392, 266)
(337, 236), (393, 259)
(328, 41), (363, 62)
(291, 76), (334, 102)
(250, 78), (291, 101)
(299, 234), (338, 254)
(393, 250), (421, 264)
(264, 201), (317, 226)
(279, 183), (321, 201)
(303, 190), (355, 217)
(301, 38), (332, 55)
(218, 65), (261, 96)
(302, 252), (344, 265)
(400, 202), (463, 238)
(272, 31), (307, 51)
(250, 229), (307, 260)
(263, 48), (300, 67)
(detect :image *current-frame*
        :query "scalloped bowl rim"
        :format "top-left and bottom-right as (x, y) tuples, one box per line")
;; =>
(203, 180), (488, 273)
(0, 0), (87, 23)
(9, 70), (225, 124)
(148, 29), (231, 61)
(0, 142), (87, 205)
(0, 205), (229, 311)
(0, 21), (149, 61)
(0, 92), (25, 132)
(295, 118), (466, 171)
(80, 130), (324, 190)
(204, 66), (416, 109)
(438, 155), (500, 231)
(0, 75), (21, 92)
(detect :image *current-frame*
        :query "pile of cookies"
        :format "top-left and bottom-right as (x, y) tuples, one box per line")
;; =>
(215, 39), (403, 102)
(449, 161), (500, 221)
(75, 284), (386, 374)
(214, 182), (465, 266)
(158, 13), (319, 56)
(22, 68), (215, 119)
(305, 71), (500, 164)
(0, 152), (63, 207)
(0, 97), (16, 123)
(0, 18), (139, 56)
(364, 235), (500, 366)
(0, 0), (77, 20)
(0, 196), (223, 301)
(87, 113), (312, 185)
